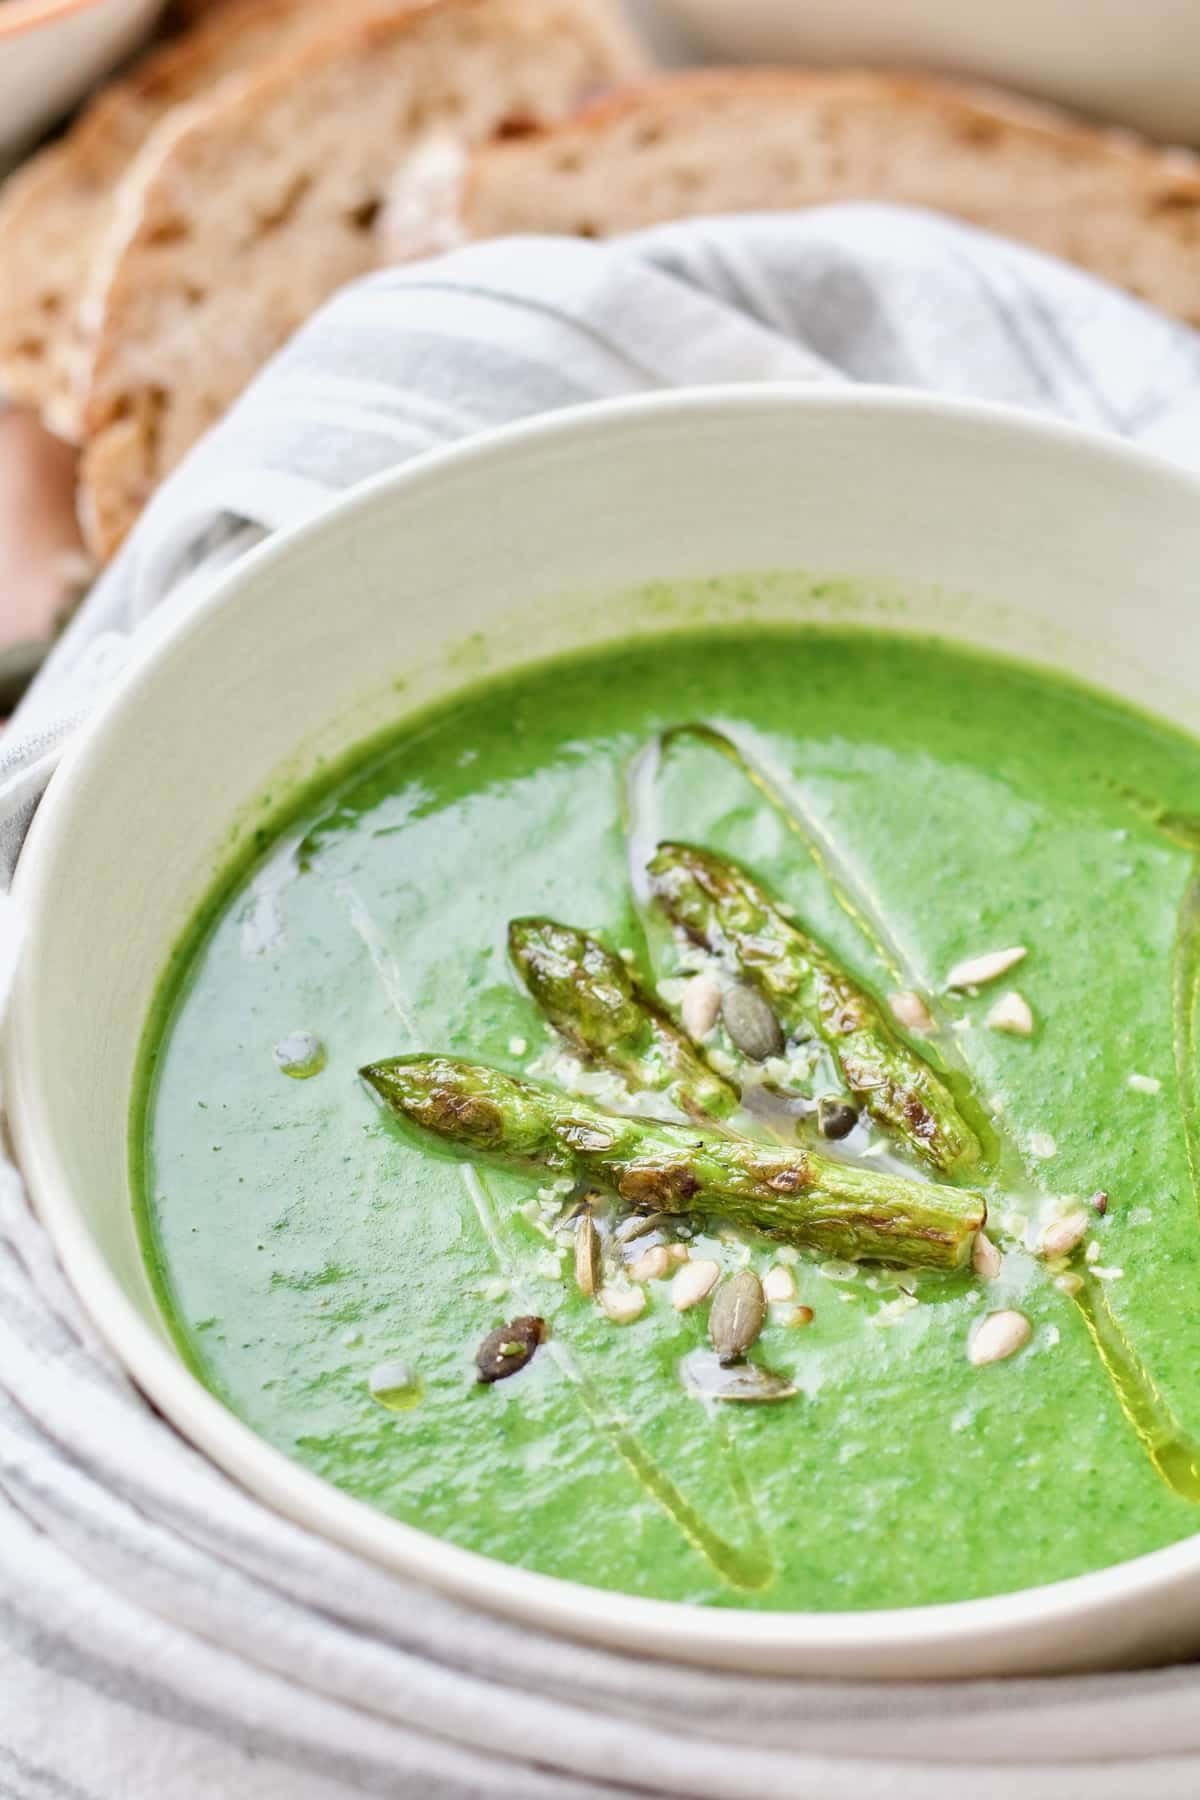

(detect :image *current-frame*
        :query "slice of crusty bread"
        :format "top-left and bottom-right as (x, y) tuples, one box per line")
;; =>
(459, 70), (1200, 325)
(0, 0), (341, 434)
(78, 0), (644, 559)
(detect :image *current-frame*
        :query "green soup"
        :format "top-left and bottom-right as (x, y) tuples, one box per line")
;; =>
(135, 616), (1200, 1612)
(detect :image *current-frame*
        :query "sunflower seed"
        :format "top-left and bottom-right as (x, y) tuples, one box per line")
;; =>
(476, 1316), (545, 1383)
(889, 990), (937, 1034)
(671, 1258), (720, 1310)
(682, 1348), (796, 1403)
(816, 1096), (859, 1140)
(681, 972), (722, 1041)
(971, 1230), (1002, 1281)
(574, 1212), (601, 1296)
(630, 1245), (672, 1283)
(946, 946), (1027, 990)
(985, 991), (1035, 1037)
(1039, 1210), (1089, 1259)
(762, 1264), (797, 1304)
(709, 1268), (766, 1363)
(968, 1309), (1031, 1367)
(721, 983), (784, 1062)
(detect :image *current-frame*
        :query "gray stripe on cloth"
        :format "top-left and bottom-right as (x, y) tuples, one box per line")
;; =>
(5, 208), (1200, 1797)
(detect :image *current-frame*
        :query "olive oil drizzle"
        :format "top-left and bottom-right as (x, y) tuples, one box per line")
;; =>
(640, 724), (1200, 1502)
(345, 891), (775, 1591)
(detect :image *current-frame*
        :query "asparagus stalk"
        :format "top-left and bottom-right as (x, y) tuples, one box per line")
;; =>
(361, 1054), (985, 1270)
(508, 916), (738, 1123)
(648, 843), (981, 1176)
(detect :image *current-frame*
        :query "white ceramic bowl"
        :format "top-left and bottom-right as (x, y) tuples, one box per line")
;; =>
(0, 0), (165, 160)
(659, 0), (1200, 146)
(8, 387), (1200, 1679)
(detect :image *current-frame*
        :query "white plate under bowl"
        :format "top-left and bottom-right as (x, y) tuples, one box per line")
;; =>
(8, 387), (1200, 1679)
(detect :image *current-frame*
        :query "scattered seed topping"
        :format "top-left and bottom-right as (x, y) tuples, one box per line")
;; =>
(599, 1282), (646, 1323)
(1086, 1239), (1101, 1265)
(680, 972), (722, 1042)
(721, 983), (784, 1062)
(682, 1348), (797, 1403)
(969, 1309), (1032, 1367)
(630, 1245), (672, 1283)
(762, 1264), (797, 1304)
(816, 1096), (859, 1141)
(1128, 1072), (1162, 1095)
(946, 946), (1027, 991)
(1039, 1210), (1089, 1259)
(1091, 1190), (1110, 1216)
(368, 1359), (421, 1410)
(785, 1305), (815, 1328)
(476, 1315), (545, 1383)
(615, 1210), (667, 1244)
(971, 1231), (1002, 1281)
(1091, 1265), (1125, 1280)
(671, 1258), (720, 1311)
(709, 1268), (766, 1363)
(508, 1035), (528, 1057)
(986, 990), (1035, 1037)
(273, 1030), (326, 1079)
(817, 1259), (859, 1282)
(1055, 1272), (1084, 1297)
(889, 990), (937, 1034)
(574, 1212), (601, 1297)
(1029, 1131), (1057, 1160)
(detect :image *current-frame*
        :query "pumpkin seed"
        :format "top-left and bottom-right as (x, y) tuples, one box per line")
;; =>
(475, 1315), (544, 1383)
(708, 1268), (765, 1363)
(721, 983), (783, 1062)
(682, 1348), (797, 1403)
(816, 1096), (859, 1140)
(574, 1212), (601, 1296)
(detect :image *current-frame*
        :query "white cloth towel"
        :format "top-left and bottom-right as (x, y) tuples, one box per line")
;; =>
(6, 208), (1200, 1799)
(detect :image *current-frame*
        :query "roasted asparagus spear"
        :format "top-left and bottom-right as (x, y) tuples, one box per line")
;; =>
(361, 1055), (985, 1269)
(508, 916), (738, 1122)
(648, 843), (981, 1175)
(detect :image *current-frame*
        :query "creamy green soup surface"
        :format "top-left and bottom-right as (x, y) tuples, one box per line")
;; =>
(135, 614), (1200, 1612)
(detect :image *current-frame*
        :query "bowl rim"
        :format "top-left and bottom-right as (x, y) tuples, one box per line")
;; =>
(10, 380), (1200, 1672)
(0, 0), (125, 40)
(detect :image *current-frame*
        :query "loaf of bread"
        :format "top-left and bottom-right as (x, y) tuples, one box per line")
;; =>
(458, 70), (1200, 324)
(0, 0), (339, 436)
(77, 0), (645, 557)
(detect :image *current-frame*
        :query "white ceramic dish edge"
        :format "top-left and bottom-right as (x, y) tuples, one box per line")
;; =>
(8, 385), (1200, 1679)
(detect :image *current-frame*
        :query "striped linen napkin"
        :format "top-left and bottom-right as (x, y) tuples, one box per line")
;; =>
(5, 207), (1200, 1799)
